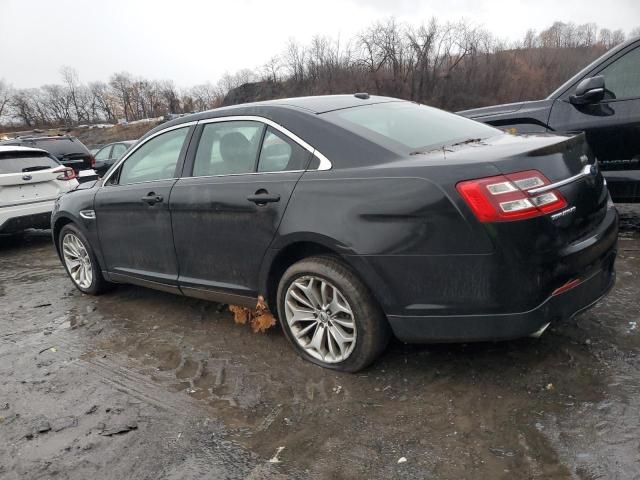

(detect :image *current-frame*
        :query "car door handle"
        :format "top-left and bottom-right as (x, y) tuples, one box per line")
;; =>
(141, 192), (163, 205)
(247, 191), (280, 205)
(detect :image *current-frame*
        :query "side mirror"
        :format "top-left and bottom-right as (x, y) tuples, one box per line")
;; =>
(570, 75), (605, 105)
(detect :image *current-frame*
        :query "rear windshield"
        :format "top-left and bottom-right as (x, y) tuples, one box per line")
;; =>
(19, 138), (90, 158)
(323, 102), (500, 153)
(0, 151), (60, 174)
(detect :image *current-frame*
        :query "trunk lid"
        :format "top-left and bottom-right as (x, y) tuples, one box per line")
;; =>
(0, 151), (72, 206)
(426, 132), (608, 249)
(480, 133), (607, 244)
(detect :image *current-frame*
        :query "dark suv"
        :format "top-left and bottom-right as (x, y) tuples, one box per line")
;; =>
(459, 36), (640, 203)
(0, 135), (95, 174)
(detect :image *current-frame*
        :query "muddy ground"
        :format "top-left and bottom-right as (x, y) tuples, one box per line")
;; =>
(1, 207), (639, 480)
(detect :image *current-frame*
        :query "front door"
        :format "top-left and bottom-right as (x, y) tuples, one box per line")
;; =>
(549, 44), (640, 201)
(95, 126), (193, 290)
(170, 119), (312, 304)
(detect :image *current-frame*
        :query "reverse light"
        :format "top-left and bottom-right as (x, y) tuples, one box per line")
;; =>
(456, 169), (567, 222)
(53, 167), (77, 181)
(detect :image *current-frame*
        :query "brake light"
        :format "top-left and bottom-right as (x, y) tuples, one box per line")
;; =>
(53, 167), (77, 181)
(90, 155), (96, 167)
(456, 169), (567, 222)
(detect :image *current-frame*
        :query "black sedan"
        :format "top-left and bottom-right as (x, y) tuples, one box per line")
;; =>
(51, 95), (617, 371)
(92, 140), (136, 176)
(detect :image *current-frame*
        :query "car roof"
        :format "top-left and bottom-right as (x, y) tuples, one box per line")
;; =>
(241, 94), (401, 113)
(0, 145), (48, 155)
(8, 135), (77, 141)
(154, 94), (404, 135)
(101, 140), (136, 148)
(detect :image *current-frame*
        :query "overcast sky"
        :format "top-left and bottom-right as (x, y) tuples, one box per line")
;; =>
(1, 0), (639, 88)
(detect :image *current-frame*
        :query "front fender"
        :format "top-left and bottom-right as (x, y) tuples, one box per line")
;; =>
(51, 187), (107, 278)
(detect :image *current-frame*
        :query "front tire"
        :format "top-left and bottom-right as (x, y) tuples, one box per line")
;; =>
(58, 224), (110, 295)
(277, 255), (390, 372)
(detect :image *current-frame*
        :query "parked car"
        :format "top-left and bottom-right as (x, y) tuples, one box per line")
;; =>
(0, 146), (78, 234)
(89, 144), (105, 155)
(51, 95), (617, 371)
(459, 36), (640, 203)
(1, 135), (96, 174)
(93, 141), (136, 176)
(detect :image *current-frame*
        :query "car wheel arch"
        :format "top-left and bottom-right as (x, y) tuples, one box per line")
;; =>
(261, 240), (390, 322)
(53, 216), (74, 257)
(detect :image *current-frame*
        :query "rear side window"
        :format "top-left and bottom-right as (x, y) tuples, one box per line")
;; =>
(257, 127), (311, 172)
(599, 46), (640, 100)
(0, 152), (59, 174)
(193, 121), (264, 177)
(324, 102), (500, 152)
(25, 138), (91, 157)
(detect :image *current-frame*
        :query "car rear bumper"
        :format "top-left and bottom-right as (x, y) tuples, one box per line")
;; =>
(379, 203), (619, 343)
(0, 200), (55, 233)
(387, 251), (616, 343)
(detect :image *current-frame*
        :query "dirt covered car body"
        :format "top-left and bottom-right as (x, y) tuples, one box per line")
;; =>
(51, 95), (617, 371)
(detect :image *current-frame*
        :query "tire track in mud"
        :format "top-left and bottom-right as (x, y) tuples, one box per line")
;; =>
(0, 313), (302, 479)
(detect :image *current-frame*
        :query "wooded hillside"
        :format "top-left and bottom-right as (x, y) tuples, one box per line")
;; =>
(1, 20), (638, 130)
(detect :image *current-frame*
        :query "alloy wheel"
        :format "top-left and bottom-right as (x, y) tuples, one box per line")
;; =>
(284, 275), (357, 363)
(62, 233), (93, 289)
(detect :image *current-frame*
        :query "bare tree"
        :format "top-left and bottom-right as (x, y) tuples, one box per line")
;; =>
(0, 80), (11, 119)
(0, 19), (627, 129)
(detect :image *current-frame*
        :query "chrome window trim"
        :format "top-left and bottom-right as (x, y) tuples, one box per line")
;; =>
(528, 164), (595, 195)
(196, 115), (332, 171)
(101, 121), (197, 186)
(180, 169), (305, 180)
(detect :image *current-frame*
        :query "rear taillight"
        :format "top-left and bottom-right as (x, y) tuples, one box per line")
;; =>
(90, 155), (96, 167)
(456, 169), (567, 222)
(53, 167), (77, 181)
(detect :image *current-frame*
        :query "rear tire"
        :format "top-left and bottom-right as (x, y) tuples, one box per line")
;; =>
(58, 223), (110, 295)
(277, 255), (390, 372)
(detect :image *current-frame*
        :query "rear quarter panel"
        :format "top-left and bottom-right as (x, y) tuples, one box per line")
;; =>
(271, 167), (497, 315)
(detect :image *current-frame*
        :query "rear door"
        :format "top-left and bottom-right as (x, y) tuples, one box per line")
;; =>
(0, 151), (69, 206)
(549, 43), (640, 201)
(94, 125), (193, 290)
(170, 119), (312, 303)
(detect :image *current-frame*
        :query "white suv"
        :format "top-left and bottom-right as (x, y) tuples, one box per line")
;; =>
(0, 146), (79, 234)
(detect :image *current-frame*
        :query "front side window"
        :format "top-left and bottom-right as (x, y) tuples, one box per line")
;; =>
(599, 47), (640, 100)
(324, 102), (500, 153)
(193, 121), (264, 177)
(116, 127), (189, 185)
(258, 127), (311, 172)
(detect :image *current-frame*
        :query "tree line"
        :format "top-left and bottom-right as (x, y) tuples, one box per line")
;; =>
(1, 19), (638, 129)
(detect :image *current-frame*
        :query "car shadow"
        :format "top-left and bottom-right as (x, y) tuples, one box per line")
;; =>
(0, 229), (53, 253)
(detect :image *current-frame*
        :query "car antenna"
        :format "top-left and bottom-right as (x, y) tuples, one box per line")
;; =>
(354, 92), (369, 99)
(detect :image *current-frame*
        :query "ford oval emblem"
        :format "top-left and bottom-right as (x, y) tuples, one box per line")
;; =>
(22, 174), (32, 181)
